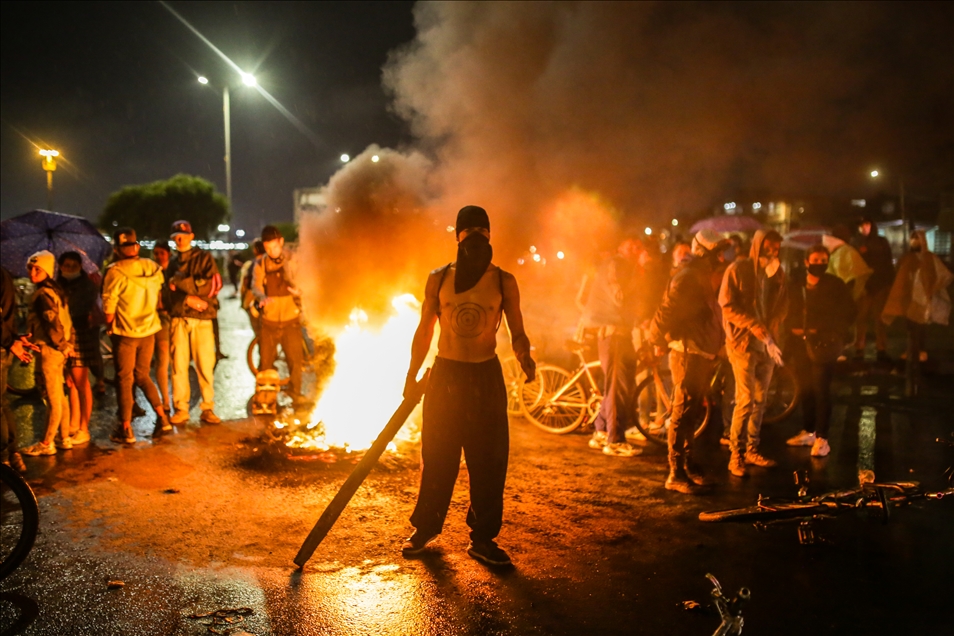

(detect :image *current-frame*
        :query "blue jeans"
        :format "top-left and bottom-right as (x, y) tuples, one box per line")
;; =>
(594, 334), (636, 444)
(727, 347), (775, 456)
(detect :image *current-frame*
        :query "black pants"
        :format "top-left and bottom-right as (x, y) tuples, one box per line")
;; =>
(112, 333), (163, 424)
(259, 320), (303, 397)
(790, 340), (834, 439)
(411, 356), (509, 543)
(668, 351), (714, 470)
(0, 351), (17, 459)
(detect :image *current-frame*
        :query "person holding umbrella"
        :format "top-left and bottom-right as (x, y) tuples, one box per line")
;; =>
(20, 251), (74, 456)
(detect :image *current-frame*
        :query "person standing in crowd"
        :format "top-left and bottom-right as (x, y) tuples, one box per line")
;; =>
(852, 217), (895, 362)
(649, 229), (726, 494)
(882, 229), (954, 363)
(401, 205), (534, 566)
(102, 228), (171, 444)
(20, 251), (74, 456)
(252, 225), (307, 407)
(581, 235), (645, 457)
(57, 252), (98, 446)
(240, 240), (266, 339)
(152, 243), (173, 413)
(719, 229), (788, 478)
(717, 236), (745, 446)
(1, 267), (38, 470)
(167, 220), (222, 425)
(785, 245), (855, 457)
(670, 241), (692, 274)
(823, 228), (872, 303)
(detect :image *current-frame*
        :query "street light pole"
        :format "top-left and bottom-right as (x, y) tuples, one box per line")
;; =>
(223, 84), (232, 211)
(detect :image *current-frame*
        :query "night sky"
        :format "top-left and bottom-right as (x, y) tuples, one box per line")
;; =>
(0, 1), (416, 231)
(2, 2), (952, 233)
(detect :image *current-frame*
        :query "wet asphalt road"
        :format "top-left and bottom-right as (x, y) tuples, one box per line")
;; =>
(1, 297), (953, 635)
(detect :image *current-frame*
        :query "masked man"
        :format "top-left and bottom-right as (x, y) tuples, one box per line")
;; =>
(251, 225), (306, 406)
(719, 229), (788, 478)
(102, 228), (170, 443)
(167, 220), (223, 425)
(649, 229), (726, 494)
(402, 206), (535, 566)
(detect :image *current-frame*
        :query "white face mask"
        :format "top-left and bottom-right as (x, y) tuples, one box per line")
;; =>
(760, 257), (780, 278)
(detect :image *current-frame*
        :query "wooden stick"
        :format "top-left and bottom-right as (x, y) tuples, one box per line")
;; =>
(293, 370), (429, 569)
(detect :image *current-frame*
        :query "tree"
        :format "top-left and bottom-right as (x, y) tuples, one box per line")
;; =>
(99, 174), (229, 240)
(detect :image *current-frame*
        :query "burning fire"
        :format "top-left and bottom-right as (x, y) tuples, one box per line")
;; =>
(284, 294), (433, 452)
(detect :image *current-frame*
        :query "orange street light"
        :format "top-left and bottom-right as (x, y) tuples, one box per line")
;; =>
(39, 149), (59, 209)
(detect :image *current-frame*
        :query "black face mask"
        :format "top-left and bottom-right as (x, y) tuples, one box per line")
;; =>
(910, 245), (921, 253)
(455, 232), (493, 293)
(807, 263), (828, 278)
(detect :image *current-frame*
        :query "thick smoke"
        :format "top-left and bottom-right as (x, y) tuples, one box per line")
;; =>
(301, 2), (951, 342)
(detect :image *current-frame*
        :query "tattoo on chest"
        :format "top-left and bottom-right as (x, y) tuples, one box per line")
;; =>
(450, 302), (488, 338)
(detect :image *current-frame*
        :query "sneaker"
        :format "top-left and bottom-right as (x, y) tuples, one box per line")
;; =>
(684, 463), (713, 486)
(728, 455), (747, 478)
(200, 410), (221, 425)
(401, 530), (438, 557)
(55, 437), (73, 450)
(811, 437), (831, 457)
(719, 436), (730, 447)
(468, 540), (512, 566)
(156, 411), (173, 432)
(744, 451), (777, 467)
(603, 442), (641, 457)
(21, 442), (56, 456)
(170, 410), (190, 425)
(71, 430), (91, 445)
(588, 431), (608, 449)
(665, 471), (706, 495)
(9, 452), (27, 473)
(625, 427), (647, 443)
(110, 428), (136, 445)
(786, 430), (816, 447)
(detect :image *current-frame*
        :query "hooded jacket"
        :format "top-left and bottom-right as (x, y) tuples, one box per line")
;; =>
(29, 279), (73, 352)
(882, 230), (953, 326)
(718, 229), (789, 356)
(102, 257), (164, 338)
(649, 255), (723, 357)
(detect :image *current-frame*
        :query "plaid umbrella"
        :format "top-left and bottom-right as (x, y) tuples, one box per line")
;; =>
(0, 210), (111, 277)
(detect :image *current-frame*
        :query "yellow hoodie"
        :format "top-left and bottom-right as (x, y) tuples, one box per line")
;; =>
(102, 257), (164, 337)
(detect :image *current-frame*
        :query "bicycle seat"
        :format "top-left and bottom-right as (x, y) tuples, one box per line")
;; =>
(565, 339), (586, 352)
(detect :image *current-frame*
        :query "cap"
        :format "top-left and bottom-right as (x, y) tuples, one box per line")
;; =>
(171, 220), (193, 237)
(455, 205), (490, 236)
(27, 250), (56, 279)
(113, 227), (138, 247)
(691, 229), (724, 256)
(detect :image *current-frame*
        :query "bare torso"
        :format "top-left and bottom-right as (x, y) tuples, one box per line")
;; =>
(435, 263), (503, 362)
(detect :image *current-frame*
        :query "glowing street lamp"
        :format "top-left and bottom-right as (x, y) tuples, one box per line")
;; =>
(671, 219), (679, 227)
(644, 227), (653, 236)
(340, 154), (350, 163)
(241, 72), (257, 87)
(869, 170), (879, 178)
(197, 75), (209, 85)
(217, 224), (230, 232)
(39, 149), (59, 210)
(371, 155), (380, 163)
(869, 167), (906, 242)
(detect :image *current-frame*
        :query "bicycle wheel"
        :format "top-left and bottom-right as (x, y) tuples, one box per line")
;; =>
(631, 372), (711, 446)
(698, 502), (829, 523)
(247, 337), (291, 385)
(500, 355), (524, 417)
(0, 464), (39, 580)
(762, 364), (799, 424)
(520, 364), (588, 434)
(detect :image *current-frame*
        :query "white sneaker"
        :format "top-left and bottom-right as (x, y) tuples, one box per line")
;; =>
(786, 430), (816, 447)
(603, 442), (641, 457)
(588, 431), (608, 449)
(625, 427), (647, 442)
(811, 437), (831, 457)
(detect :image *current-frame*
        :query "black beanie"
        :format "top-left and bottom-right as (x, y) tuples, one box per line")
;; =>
(455, 206), (490, 236)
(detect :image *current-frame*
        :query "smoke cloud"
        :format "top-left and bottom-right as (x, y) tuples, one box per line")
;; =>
(300, 2), (951, 340)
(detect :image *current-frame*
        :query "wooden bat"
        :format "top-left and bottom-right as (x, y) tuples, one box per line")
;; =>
(293, 370), (429, 569)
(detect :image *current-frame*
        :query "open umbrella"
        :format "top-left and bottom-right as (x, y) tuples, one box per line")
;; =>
(689, 215), (764, 234)
(0, 210), (111, 277)
(782, 227), (830, 250)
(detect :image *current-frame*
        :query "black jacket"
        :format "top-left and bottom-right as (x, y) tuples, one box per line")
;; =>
(649, 257), (723, 356)
(852, 233), (895, 294)
(785, 272), (855, 355)
(167, 248), (219, 320)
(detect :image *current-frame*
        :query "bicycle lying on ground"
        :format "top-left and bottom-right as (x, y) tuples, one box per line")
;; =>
(699, 436), (954, 544)
(707, 573), (749, 636)
(0, 464), (39, 580)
